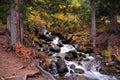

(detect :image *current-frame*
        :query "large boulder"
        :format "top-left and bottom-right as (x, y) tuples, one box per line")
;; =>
(65, 51), (78, 61)
(56, 58), (68, 76)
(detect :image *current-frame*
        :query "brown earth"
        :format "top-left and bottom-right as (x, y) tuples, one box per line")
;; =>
(95, 32), (120, 59)
(95, 32), (120, 77)
(0, 31), (46, 80)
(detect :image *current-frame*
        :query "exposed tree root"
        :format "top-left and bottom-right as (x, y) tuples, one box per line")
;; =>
(3, 72), (40, 80)
(31, 57), (55, 80)
(23, 73), (39, 80)
(25, 72), (41, 80)
(1, 75), (21, 80)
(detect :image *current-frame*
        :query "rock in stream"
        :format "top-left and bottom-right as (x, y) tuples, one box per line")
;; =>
(56, 57), (68, 76)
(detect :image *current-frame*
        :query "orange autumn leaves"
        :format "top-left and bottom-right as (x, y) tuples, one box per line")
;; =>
(16, 42), (31, 58)
(15, 42), (51, 67)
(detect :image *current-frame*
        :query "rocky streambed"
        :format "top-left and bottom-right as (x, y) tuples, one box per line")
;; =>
(33, 29), (119, 80)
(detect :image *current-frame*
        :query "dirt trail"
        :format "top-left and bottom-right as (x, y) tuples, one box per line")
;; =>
(0, 33), (46, 80)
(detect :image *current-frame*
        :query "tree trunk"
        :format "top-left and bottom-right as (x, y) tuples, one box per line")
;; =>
(90, 0), (96, 47)
(109, 0), (120, 33)
(7, 0), (23, 49)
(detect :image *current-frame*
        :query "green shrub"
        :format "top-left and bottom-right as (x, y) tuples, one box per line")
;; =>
(100, 50), (111, 58)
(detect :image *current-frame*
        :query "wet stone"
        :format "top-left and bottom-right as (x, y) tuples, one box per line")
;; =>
(50, 44), (60, 52)
(70, 70), (74, 74)
(56, 58), (68, 76)
(78, 53), (86, 58)
(84, 58), (90, 61)
(77, 61), (82, 65)
(69, 51), (78, 58)
(65, 51), (78, 61)
(70, 64), (76, 69)
(65, 53), (73, 61)
(74, 68), (84, 74)
(78, 57), (83, 61)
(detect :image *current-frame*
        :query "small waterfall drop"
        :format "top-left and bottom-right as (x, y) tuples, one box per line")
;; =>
(51, 37), (118, 80)
(40, 30), (118, 80)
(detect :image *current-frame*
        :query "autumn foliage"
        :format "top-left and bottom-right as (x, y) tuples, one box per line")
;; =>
(16, 42), (31, 58)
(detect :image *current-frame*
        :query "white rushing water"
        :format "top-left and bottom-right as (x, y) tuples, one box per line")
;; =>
(81, 57), (117, 80)
(43, 29), (51, 37)
(60, 44), (76, 53)
(51, 37), (118, 80)
(52, 37), (59, 44)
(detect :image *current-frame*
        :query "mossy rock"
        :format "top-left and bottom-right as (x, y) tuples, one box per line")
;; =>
(74, 68), (84, 74)
(70, 64), (76, 69)
(100, 50), (111, 58)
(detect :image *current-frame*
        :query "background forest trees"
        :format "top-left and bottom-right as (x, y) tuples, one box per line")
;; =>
(89, 0), (96, 47)
(0, 0), (120, 48)
(0, 0), (13, 23)
(96, 0), (120, 33)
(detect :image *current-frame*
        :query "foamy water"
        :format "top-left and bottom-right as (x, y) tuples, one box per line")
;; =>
(51, 37), (118, 80)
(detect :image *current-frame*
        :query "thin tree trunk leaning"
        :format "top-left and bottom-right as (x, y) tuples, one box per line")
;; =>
(90, 0), (96, 47)
(7, 0), (23, 49)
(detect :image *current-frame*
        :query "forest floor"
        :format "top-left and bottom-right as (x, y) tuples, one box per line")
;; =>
(0, 30), (46, 80)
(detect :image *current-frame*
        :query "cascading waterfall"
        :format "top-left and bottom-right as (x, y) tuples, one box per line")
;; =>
(40, 29), (118, 80)
(51, 36), (117, 80)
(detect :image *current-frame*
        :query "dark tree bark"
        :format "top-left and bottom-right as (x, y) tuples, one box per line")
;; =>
(7, 0), (23, 49)
(109, 0), (120, 33)
(90, 0), (96, 47)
